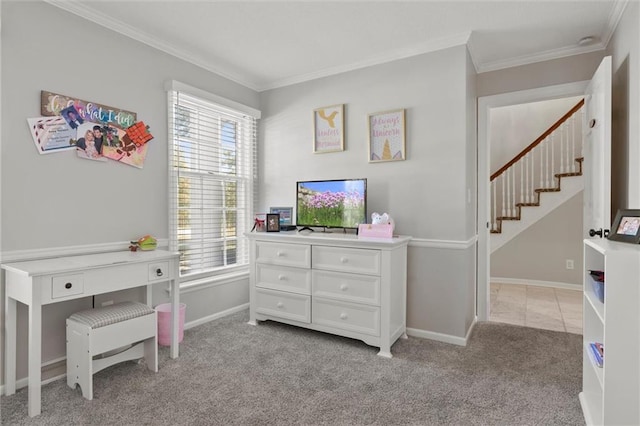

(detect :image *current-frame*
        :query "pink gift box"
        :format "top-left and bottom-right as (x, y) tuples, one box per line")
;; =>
(358, 223), (393, 238)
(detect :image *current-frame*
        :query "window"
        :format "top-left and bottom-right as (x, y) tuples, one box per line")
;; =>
(167, 82), (259, 279)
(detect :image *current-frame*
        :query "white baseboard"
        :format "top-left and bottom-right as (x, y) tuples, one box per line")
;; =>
(407, 317), (477, 347)
(184, 303), (249, 330)
(491, 277), (581, 291)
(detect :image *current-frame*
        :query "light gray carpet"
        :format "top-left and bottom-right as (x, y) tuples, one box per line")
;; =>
(2, 309), (584, 425)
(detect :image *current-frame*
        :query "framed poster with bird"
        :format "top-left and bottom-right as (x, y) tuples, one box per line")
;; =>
(313, 104), (344, 153)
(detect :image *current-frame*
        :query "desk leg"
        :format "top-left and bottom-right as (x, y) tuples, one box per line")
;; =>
(170, 278), (179, 359)
(4, 297), (17, 396)
(27, 302), (42, 417)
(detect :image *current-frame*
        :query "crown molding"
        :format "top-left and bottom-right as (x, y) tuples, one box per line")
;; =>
(476, 43), (606, 74)
(260, 32), (471, 91)
(476, 0), (627, 74)
(42, 0), (262, 91)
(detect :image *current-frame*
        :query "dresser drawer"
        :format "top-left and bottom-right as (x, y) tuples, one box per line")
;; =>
(312, 297), (380, 336)
(257, 264), (311, 295)
(256, 242), (311, 268)
(255, 288), (310, 323)
(51, 274), (85, 299)
(312, 270), (380, 305)
(312, 246), (380, 275)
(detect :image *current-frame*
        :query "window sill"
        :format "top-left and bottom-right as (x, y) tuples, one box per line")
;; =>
(166, 267), (249, 294)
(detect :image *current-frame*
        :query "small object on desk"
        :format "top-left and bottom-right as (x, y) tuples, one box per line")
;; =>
(137, 235), (157, 251)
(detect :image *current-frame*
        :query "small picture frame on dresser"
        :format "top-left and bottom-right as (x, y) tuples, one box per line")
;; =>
(608, 209), (640, 243)
(266, 214), (280, 232)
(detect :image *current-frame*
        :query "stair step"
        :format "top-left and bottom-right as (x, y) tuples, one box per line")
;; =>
(516, 203), (540, 207)
(556, 172), (582, 178)
(535, 188), (560, 193)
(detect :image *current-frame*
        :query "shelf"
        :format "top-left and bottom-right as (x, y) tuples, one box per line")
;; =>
(584, 286), (604, 323)
(584, 342), (604, 387)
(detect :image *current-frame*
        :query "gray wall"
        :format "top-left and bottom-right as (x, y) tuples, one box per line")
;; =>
(1, 1), (257, 383)
(491, 192), (583, 285)
(259, 45), (477, 339)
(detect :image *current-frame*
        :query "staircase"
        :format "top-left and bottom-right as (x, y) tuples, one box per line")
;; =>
(490, 100), (584, 253)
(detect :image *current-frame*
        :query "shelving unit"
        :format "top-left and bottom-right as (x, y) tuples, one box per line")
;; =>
(579, 239), (640, 425)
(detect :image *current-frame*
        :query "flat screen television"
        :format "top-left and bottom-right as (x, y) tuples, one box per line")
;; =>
(296, 178), (367, 229)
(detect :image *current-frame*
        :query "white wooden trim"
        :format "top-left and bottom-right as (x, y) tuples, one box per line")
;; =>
(490, 277), (581, 291)
(164, 80), (261, 118)
(407, 317), (476, 347)
(477, 80), (589, 323)
(165, 270), (249, 293)
(185, 303), (249, 330)
(409, 236), (477, 250)
(0, 240), (169, 263)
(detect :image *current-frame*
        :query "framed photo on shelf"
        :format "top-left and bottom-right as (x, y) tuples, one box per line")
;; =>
(266, 213), (281, 232)
(270, 207), (293, 226)
(368, 109), (405, 163)
(608, 209), (640, 243)
(313, 104), (344, 153)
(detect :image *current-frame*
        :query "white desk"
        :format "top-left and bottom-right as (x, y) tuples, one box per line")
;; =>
(2, 250), (180, 417)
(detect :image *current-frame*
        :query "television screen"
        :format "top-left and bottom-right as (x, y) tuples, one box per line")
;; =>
(296, 178), (367, 229)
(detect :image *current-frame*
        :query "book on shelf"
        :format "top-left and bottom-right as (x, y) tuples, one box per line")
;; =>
(588, 270), (605, 282)
(589, 342), (604, 367)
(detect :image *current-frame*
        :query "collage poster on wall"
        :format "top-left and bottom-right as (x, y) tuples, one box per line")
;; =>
(27, 91), (153, 168)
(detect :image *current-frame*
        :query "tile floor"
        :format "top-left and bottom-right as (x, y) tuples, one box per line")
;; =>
(490, 282), (583, 334)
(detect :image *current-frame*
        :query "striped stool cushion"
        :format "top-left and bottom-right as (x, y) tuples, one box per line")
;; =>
(68, 301), (154, 329)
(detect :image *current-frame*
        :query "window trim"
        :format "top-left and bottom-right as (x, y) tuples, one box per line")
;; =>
(167, 80), (259, 281)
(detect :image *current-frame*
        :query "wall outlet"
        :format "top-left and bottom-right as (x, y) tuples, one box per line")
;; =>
(565, 259), (574, 270)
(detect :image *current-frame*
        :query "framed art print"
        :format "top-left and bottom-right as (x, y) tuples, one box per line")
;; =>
(313, 104), (344, 153)
(368, 109), (405, 162)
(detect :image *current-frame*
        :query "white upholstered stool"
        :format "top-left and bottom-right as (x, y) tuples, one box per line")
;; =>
(66, 301), (158, 400)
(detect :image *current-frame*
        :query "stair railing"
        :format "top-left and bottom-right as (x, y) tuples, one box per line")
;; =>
(490, 100), (584, 233)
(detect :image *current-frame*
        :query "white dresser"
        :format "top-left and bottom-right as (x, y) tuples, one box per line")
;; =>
(246, 232), (411, 357)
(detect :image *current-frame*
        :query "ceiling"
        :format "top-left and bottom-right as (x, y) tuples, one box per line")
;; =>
(45, 0), (626, 92)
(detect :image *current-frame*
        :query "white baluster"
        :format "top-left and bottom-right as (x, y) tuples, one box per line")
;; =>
(551, 133), (555, 187)
(492, 180), (497, 231)
(571, 114), (577, 173)
(501, 173), (506, 218)
(520, 159), (524, 203)
(506, 168), (511, 217)
(511, 167), (516, 216)
(559, 124), (565, 174)
(540, 142), (544, 188)
(524, 153), (529, 204)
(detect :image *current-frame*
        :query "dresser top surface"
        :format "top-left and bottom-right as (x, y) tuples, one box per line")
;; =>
(245, 231), (411, 248)
(1, 250), (179, 276)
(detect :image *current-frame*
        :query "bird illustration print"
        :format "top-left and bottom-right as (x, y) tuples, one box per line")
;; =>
(318, 109), (339, 128)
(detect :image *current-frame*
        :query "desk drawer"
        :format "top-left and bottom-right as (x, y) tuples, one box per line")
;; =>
(51, 274), (85, 299)
(312, 246), (380, 275)
(255, 288), (310, 323)
(256, 242), (310, 268)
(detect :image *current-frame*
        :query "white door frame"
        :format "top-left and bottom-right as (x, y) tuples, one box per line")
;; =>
(477, 81), (588, 321)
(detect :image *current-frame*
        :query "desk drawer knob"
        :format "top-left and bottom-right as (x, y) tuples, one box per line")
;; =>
(340, 257), (348, 263)
(340, 284), (348, 291)
(340, 313), (348, 320)
(156, 268), (163, 277)
(276, 302), (284, 308)
(276, 251), (284, 257)
(65, 282), (72, 289)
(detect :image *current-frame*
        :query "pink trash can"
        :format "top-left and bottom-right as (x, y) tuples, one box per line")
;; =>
(155, 303), (186, 346)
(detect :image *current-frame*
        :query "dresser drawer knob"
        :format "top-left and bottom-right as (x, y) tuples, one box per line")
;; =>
(276, 302), (284, 308)
(276, 251), (284, 257)
(340, 257), (348, 263)
(156, 268), (164, 277)
(278, 274), (286, 281)
(65, 282), (72, 289)
(340, 313), (348, 320)
(340, 284), (348, 291)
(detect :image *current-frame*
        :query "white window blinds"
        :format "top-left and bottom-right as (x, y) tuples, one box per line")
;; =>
(168, 88), (258, 278)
